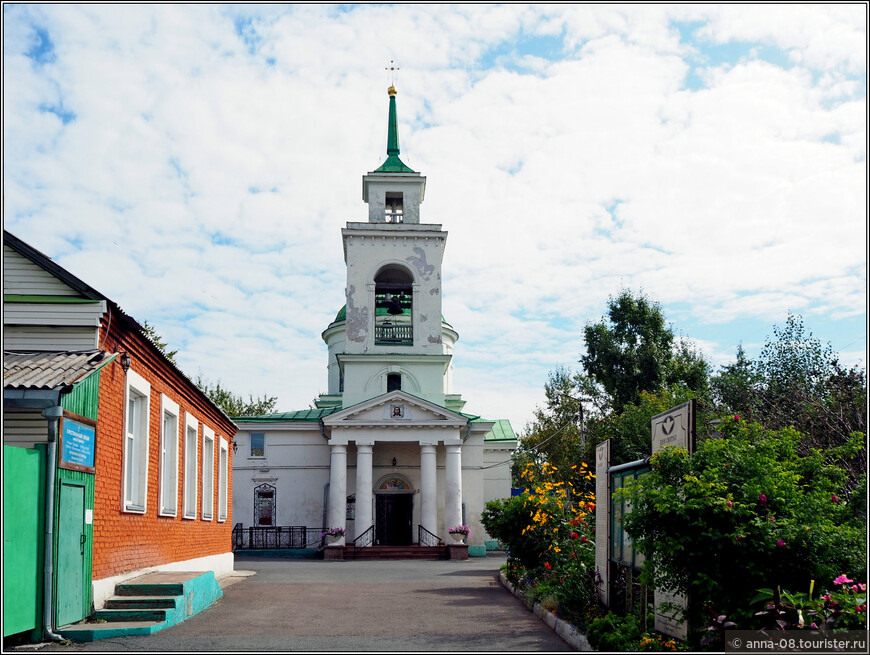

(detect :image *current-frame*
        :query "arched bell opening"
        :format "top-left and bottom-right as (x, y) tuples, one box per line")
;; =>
(374, 265), (413, 346)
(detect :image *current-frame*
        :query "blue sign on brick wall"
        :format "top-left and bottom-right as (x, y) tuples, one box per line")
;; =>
(60, 417), (96, 473)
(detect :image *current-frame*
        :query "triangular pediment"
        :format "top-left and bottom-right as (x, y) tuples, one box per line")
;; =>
(322, 391), (467, 428)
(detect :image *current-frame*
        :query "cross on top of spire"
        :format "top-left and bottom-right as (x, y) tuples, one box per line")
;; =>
(386, 60), (399, 85)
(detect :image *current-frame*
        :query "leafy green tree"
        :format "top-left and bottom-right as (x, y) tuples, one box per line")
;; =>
(194, 374), (278, 417)
(712, 313), (866, 487)
(513, 368), (588, 485)
(581, 289), (710, 413)
(140, 320), (178, 364)
(711, 343), (760, 418)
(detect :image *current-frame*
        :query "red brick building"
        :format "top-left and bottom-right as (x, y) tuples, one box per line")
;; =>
(4, 230), (236, 636)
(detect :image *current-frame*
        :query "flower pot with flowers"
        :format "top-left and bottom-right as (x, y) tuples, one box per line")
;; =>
(448, 524), (470, 544)
(322, 527), (346, 545)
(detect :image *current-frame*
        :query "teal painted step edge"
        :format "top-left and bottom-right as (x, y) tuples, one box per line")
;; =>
(484, 540), (499, 551)
(59, 571), (223, 642)
(468, 545), (487, 557)
(58, 622), (166, 641)
(235, 549), (319, 558)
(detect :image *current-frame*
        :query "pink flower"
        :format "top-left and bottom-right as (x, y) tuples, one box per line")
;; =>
(834, 575), (854, 586)
(727, 501), (733, 507)
(821, 595), (832, 601)
(776, 539), (786, 548)
(758, 494), (767, 503)
(811, 623), (818, 629)
(734, 414), (740, 422)
(832, 495), (839, 503)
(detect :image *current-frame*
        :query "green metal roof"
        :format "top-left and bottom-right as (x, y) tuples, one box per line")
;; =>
(374, 87), (416, 174)
(233, 408), (340, 422)
(483, 419), (517, 441)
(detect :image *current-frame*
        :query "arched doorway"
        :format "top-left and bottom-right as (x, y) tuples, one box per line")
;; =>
(374, 475), (413, 546)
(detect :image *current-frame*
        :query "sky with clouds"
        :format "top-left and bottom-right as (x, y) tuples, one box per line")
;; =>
(3, 4), (866, 434)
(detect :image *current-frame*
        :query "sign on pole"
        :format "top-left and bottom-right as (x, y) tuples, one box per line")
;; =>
(594, 439), (611, 607)
(651, 399), (696, 641)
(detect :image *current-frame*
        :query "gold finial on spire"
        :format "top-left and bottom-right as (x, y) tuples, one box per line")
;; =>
(386, 59), (399, 95)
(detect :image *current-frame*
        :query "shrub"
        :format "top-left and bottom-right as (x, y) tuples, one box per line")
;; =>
(618, 417), (866, 635)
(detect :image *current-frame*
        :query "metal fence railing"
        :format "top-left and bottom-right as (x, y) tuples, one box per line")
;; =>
(232, 523), (325, 550)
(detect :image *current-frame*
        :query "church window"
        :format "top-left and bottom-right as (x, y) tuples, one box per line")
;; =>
(387, 373), (401, 392)
(374, 265), (413, 346)
(385, 192), (403, 223)
(250, 432), (265, 457)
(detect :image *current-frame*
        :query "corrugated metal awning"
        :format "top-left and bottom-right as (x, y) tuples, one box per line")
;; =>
(3, 350), (115, 390)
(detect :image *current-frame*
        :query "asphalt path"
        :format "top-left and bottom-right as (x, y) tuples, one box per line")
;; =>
(34, 552), (572, 652)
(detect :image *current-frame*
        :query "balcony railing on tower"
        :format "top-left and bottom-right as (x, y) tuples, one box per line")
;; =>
(375, 323), (412, 345)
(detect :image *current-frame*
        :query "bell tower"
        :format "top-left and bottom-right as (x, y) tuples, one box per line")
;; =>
(324, 83), (458, 409)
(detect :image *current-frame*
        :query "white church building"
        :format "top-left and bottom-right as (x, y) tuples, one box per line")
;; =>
(231, 84), (517, 557)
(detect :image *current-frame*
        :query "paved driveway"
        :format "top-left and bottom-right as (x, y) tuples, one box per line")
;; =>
(37, 552), (571, 652)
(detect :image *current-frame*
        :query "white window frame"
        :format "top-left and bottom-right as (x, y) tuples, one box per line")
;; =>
(250, 432), (265, 458)
(158, 394), (180, 517)
(182, 412), (199, 520)
(218, 436), (229, 523)
(202, 426), (215, 521)
(122, 369), (151, 513)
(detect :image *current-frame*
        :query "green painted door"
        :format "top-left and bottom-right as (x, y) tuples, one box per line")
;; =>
(56, 482), (86, 627)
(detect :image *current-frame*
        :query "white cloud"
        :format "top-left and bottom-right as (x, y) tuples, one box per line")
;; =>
(3, 4), (865, 431)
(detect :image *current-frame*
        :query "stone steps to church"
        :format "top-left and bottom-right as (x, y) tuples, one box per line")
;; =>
(343, 545), (446, 560)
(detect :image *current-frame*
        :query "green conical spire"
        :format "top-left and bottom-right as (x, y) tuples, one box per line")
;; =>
(375, 84), (416, 173)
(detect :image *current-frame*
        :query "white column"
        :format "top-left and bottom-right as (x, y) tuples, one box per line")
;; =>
(420, 443), (437, 535)
(355, 442), (374, 544)
(327, 444), (347, 545)
(444, 443), (463, 534)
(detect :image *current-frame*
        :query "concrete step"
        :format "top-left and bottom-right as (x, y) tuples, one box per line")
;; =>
(344, 545), (446, 560)
(57, 620), (166, 640)
(57, 570), (223, 643)
(115, 582), (184, 597)
(104, 595), (179, 610)
(93, 608), (169, 623)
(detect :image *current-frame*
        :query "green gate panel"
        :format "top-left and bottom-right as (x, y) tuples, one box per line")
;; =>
(3, 445), (46, 638)
(56, 482), (86, 627)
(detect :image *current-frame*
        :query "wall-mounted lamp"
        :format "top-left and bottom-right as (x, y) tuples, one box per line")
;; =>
(119, 352), (131, 373)
(392, 457), (397, 467)
(232, 439), (238, 454)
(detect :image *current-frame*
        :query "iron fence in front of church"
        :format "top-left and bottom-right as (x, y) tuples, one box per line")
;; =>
(232, 523), (325, 550)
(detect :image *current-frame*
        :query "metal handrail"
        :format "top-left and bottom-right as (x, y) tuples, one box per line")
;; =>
(350, 525), (375, 560)
(418, 525), (443, 547)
